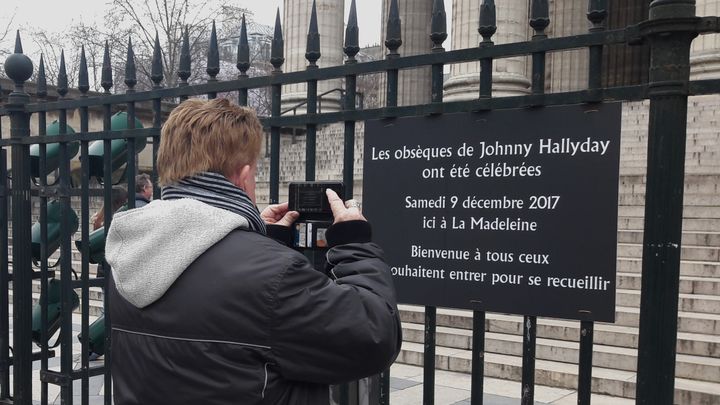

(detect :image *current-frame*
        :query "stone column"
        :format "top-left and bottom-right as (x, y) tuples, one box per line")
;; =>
(281, 0), (345, 114)
(546, 0), (588, 92)
(379, 0), (433, 106)
(691, 0), (720, 80)
(444, 0), (531, 101)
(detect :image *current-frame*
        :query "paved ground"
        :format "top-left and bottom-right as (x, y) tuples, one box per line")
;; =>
(6, 310), (633, 405)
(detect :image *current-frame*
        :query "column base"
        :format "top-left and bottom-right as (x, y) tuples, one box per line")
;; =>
(443, 73), (531, 102)
(280, 92), (342, 115)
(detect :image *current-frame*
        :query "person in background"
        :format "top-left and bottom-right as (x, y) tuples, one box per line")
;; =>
(91, 186), (128, 230)
(134, 173), (153, 208)
(106, 98), (401, 405)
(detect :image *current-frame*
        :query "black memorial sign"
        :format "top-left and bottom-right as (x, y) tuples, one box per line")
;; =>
(362, 104), (621, 321)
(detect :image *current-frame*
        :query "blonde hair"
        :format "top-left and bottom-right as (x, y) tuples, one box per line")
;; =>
(157, 98), (263, 186)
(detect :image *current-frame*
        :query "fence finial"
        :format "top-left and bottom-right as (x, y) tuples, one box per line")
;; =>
(385, 0), (402, 58)
(178, 26), (191, 85)
(237, 14), (250, 77)
(306, 0), (321, 68)
(4, 31), (33, 90)
(271, 8), (285, 73)
(37, 54), (47, 98)
(207, 20), (220, 80)
(14, 30), (23, 54)
(152, 31), (164, 88)
(344, 0), (360, 62)
(479, 0), (497, 44)
(125, 37), (137, 92)
(79, 45), (89, 95)
(58, 50), (68, 98)
(587, 0), (608, 31)
(101, 41), (113, 94)
(530, 0), (550, 38)
(430, 0), (447, 51)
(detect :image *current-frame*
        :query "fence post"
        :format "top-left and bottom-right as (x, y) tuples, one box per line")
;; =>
(269, 9), (285, 205)
(3, 32), (34, 405)
(0, 149), (8, 403)
(635, 1), (698, 404)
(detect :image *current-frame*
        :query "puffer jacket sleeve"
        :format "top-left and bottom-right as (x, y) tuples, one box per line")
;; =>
(269, 241), (402, 385)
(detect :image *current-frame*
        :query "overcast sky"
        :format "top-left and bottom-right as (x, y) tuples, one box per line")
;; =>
(3, 0), (454, 53)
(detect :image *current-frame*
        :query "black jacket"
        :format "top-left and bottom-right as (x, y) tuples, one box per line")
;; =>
(107, 199), (401, 405)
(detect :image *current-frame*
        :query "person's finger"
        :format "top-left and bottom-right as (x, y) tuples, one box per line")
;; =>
(276, 210), (299, 227)
(261, 202), (291, 223)
(326, 189), (346, 217)
(260, 205), (275, 221)
(270, 202), (289, 218)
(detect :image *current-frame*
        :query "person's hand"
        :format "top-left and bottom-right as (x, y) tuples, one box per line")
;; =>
(326, 189), (366, 224)
(261, 202), (299, 227)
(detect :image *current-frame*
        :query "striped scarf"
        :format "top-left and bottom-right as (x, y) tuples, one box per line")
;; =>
(161, 171), (266, 235)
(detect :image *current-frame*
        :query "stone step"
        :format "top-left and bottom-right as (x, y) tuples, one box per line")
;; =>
(618, 230), (720, 247)
(618, 193), (720, 206)
(28, 279), (105, 301)
(398, 306), (720, 358)
(397, 341), (720, 404)
(8, 289), (105, 318)
(617, 257), (720, 278)
(618, 155), (720, 167)
(621, 140), (720, 151)
(618, 181), (720, 196)
(620, 154), (720, 167)
(619, 204), (720, 218)
(611, 305), (720, 335)
(624, 130), (720, 140)
(619, 216), (720, 232)
(617, 272), (720, 296)
(623, 128), (720, 140)
(617, 242), (720, 262)
(401, 323), (720, 383)
(620, 146), (720, 158)
(618, 194), (720, 207)
(620, 174), (720, 189)
(620, 173), (720, 187)
(389, 364), (637, 405)
(619, 165), (720, 176)
(617, 289), (720, 315)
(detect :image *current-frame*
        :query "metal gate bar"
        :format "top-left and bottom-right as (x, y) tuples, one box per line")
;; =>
(269, 11), (284, 205)
(343, 0), (359, 200)
(35, 70), (50, 405)
(578, 321), (594, 405)
(7, 39), (34, 403)
(470, 311), (485, 405)
(636, 2), (698, 404)
(0, 149), (9, 402)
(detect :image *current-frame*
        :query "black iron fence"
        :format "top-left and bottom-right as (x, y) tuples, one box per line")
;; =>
(1, 0), (719, 404)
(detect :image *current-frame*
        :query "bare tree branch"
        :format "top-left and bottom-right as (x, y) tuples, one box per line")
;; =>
(8, 1), (268, 98)
(100, 0), (251, 89)
(0, 9), (18, 62)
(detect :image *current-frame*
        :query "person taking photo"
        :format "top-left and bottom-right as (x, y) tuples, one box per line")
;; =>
(105, 98), (401, 405)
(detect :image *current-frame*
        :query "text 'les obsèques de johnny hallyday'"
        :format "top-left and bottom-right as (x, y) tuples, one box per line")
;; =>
(370, 137), (612, 162)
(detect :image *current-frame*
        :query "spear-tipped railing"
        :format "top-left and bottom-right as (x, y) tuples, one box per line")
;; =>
(0, 3), (718, 405)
